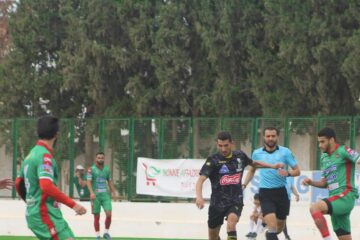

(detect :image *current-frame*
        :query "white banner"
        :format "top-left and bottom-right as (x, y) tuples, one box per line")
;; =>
(136, 157), (211, 198)
(136, 158), (360, 204)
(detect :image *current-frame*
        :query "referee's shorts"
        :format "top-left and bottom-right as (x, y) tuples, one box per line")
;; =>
(259, 186), (289, 220)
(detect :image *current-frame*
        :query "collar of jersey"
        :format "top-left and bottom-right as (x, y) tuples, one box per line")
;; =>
(262, 145), (279, 154)
(224, 152), (233, 159)
(326, 143), (340, 156)
(36, 140), (54, 155)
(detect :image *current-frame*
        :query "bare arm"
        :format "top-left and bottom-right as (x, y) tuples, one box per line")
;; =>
(77, 174), (87, 188)
(87, 179), (96, 200)
(108, 179), (116, 199)
(243, 165), (256, 188)
(291, 185), (300, 201)
(0, 178), (14, 190)
(288, 165), (300, 177)
(278, 165), (301, 177)
(251, 160), (284, 169)
(195, 175), (207, 209)
(302, 177), (328, 188)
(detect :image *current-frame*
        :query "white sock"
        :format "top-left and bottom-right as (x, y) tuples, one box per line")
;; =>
(255, 219), (263, 233)
(96, 231), (100, 237)
(104, 229), (109, 234)
(323, 236), (333, 240)
(249, 220), (256, 232)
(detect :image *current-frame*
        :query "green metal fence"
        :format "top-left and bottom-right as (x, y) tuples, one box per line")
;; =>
(1, 116), (359, 201)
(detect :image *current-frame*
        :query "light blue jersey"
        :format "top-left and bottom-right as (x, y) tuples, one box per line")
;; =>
(252, 146), (298, 189)
(285, 177), (294, 200)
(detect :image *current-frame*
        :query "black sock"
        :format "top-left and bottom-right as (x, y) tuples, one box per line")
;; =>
(227, 231), (237, 240)
(266, 231), (279, 240)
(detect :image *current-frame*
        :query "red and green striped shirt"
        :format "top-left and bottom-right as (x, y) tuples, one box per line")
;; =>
(320, 145), (360, 197)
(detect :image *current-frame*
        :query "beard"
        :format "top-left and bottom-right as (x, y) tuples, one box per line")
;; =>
(264, 140), (277, 148)
(97, 161), (104, 166)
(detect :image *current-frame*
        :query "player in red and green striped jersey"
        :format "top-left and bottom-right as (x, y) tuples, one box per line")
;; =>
(87, 152), (116, 240)
(16, 115), (87, 240)
(303, 127), (360, 240)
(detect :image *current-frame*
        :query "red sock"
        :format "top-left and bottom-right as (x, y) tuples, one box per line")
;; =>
(94, 214), (100, 232)
(105, 216), (112, 229)
(311, 211), (330, 237)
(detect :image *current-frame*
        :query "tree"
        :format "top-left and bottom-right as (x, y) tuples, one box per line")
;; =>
(1, 0), (78, 117)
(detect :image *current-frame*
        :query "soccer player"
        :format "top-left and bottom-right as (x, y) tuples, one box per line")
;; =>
(15, 115), (87, 240)
(73, 164), (90, 201)
(0, 178), (13, 189)
(195, 131), (284, 240)
(302, 127), (360, 240)
(243, 127), (300, 240)
(282, 176), (300, 240)
(87, 152), (116, 240)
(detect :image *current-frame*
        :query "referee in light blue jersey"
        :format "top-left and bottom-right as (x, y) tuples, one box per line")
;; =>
(243, 127), (301, 240)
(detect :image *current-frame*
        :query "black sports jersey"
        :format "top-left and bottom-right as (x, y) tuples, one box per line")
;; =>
(200, 150), (252, 209)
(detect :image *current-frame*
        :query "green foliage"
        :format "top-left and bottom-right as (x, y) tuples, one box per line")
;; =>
(2, 0), (360, 118)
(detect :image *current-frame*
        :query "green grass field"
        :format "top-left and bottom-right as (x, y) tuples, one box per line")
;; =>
(0, 237), (203, 240)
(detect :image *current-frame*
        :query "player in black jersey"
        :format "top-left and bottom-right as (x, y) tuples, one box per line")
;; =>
(195, 131), (284, 240)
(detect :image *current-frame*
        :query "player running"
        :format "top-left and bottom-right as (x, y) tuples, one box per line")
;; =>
(243, 127), (300, 240)
(15, 115), (86, 240)
(195, 131), (284, 240)
(87, 152), (116, 240)
(302, 127), (360, 240)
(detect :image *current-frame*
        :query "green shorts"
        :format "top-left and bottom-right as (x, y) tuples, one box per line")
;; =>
(29, 218), (74, 240)
(91, 193), (112, 214)
(325, 191), (357, 234)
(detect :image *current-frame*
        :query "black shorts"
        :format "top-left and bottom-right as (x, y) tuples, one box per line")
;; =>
(259, 187), (289, 220)
(208, 202), (243, 229)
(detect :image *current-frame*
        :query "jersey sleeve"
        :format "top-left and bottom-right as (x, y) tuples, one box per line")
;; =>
(343, 146), (360, 163)
(251, 150), (259, 160)
(241, 151), (253, 167)
(199, 157), (215, 177)
(17, 162), (24, 178)
(16, 162), (26, 201)
(320, 155), (327, 178)
(286, 148), (298, 167)
(37, 153), (55, 181)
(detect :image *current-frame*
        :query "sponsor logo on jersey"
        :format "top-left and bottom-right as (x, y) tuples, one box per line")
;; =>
(43, 154), (53, 166)
(328, 182), (339, 191)
(346, 147), (360, 160)
(323, 164), (336, 175)
(220, 173), (241, 185)
(236, 158), (243, 171)
(219, 165), (230, 174)
(40, 164), (54, 175)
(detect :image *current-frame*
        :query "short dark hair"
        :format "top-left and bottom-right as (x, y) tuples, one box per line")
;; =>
(254, 193), (260, 200)
(263, 127), (279, 136)
(318, 127), (336, 140)
(217, 131), (232, 142)
(37, 115), (59, 140)
(96, 151), (105, 156)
